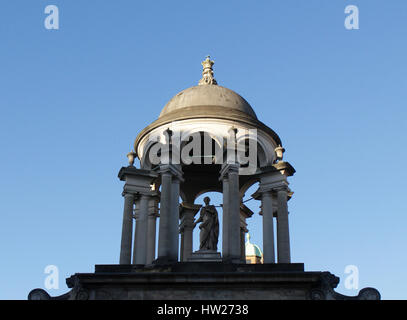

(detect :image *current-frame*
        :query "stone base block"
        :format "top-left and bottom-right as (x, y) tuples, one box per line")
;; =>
(28, 262), (380, 300)
(188, 250), (222, 262)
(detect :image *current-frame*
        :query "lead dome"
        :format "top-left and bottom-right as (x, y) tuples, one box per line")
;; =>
(159, 85), (257, 119)
(134, 56), (283, 157)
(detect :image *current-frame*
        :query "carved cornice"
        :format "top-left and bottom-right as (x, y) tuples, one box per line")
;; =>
(134, 105), (282, 154)
(118, 166), (158, 181)
(273, 161), (296, 177)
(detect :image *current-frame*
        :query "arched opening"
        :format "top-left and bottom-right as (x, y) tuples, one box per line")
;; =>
(139, 128), (279, 263)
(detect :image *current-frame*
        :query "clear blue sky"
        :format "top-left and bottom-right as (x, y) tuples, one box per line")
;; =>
(0, 0), (406, 300)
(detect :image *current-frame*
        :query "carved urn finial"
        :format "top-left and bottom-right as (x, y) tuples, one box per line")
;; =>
(127, 151), (136, 167)
(198, 56), (218, 86)
(275, 145), (285, 162)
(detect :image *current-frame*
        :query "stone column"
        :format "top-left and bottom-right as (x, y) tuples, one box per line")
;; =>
(228, 165), (241, 261)
(221, 177), (229, 258)
(157, 165), (183, 263)
(179, 203), (201, 261)
(132, 198), (140, 264)
(118, 166), (158, 265)
(276, 187), (290, 263)
(170, 177), (181, 261)
(180, 228), (185, 262)
(157, 171), (172, 260)
(119, 192), (134, 264)
(146, 196), (159, 264)
(261, 191), (275, 263)
(220, 163), (241, 262)
(257, 164), (294, 264)
(133, 194), (149, 265)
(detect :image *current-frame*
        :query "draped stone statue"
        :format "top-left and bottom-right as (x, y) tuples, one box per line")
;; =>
(193, 197), (219, 251)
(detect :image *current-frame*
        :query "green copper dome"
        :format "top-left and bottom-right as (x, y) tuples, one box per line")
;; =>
(245, 233), (262, 257)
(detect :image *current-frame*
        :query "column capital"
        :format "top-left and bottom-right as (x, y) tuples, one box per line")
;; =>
(122, 190), (158, 199)
(257, 168), (289, 194)
(251, 189), (272, 200)
(119, 167), (158, 195)
(118, 166), (158, 181)
(253, 188), (293, 209)
(157, 164), (184, 182)
(122, 191), (136, 198)
(219, 162), (240, 180)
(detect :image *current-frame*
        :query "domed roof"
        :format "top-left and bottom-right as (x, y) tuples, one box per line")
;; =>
(245, 233), (262, 257)
(160, 85), (257, 119)
(159, 56), (257, 120)
(134, 57), (283, 151)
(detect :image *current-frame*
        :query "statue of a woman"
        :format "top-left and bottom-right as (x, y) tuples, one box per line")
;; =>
(193, 197), (219, 251)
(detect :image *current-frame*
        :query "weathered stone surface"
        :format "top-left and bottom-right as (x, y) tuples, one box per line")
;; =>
(188, 250), (222, 262)
(28, 263), (380, 300)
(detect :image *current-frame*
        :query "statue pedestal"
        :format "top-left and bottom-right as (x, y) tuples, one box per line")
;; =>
(187, 250), (222, 262)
